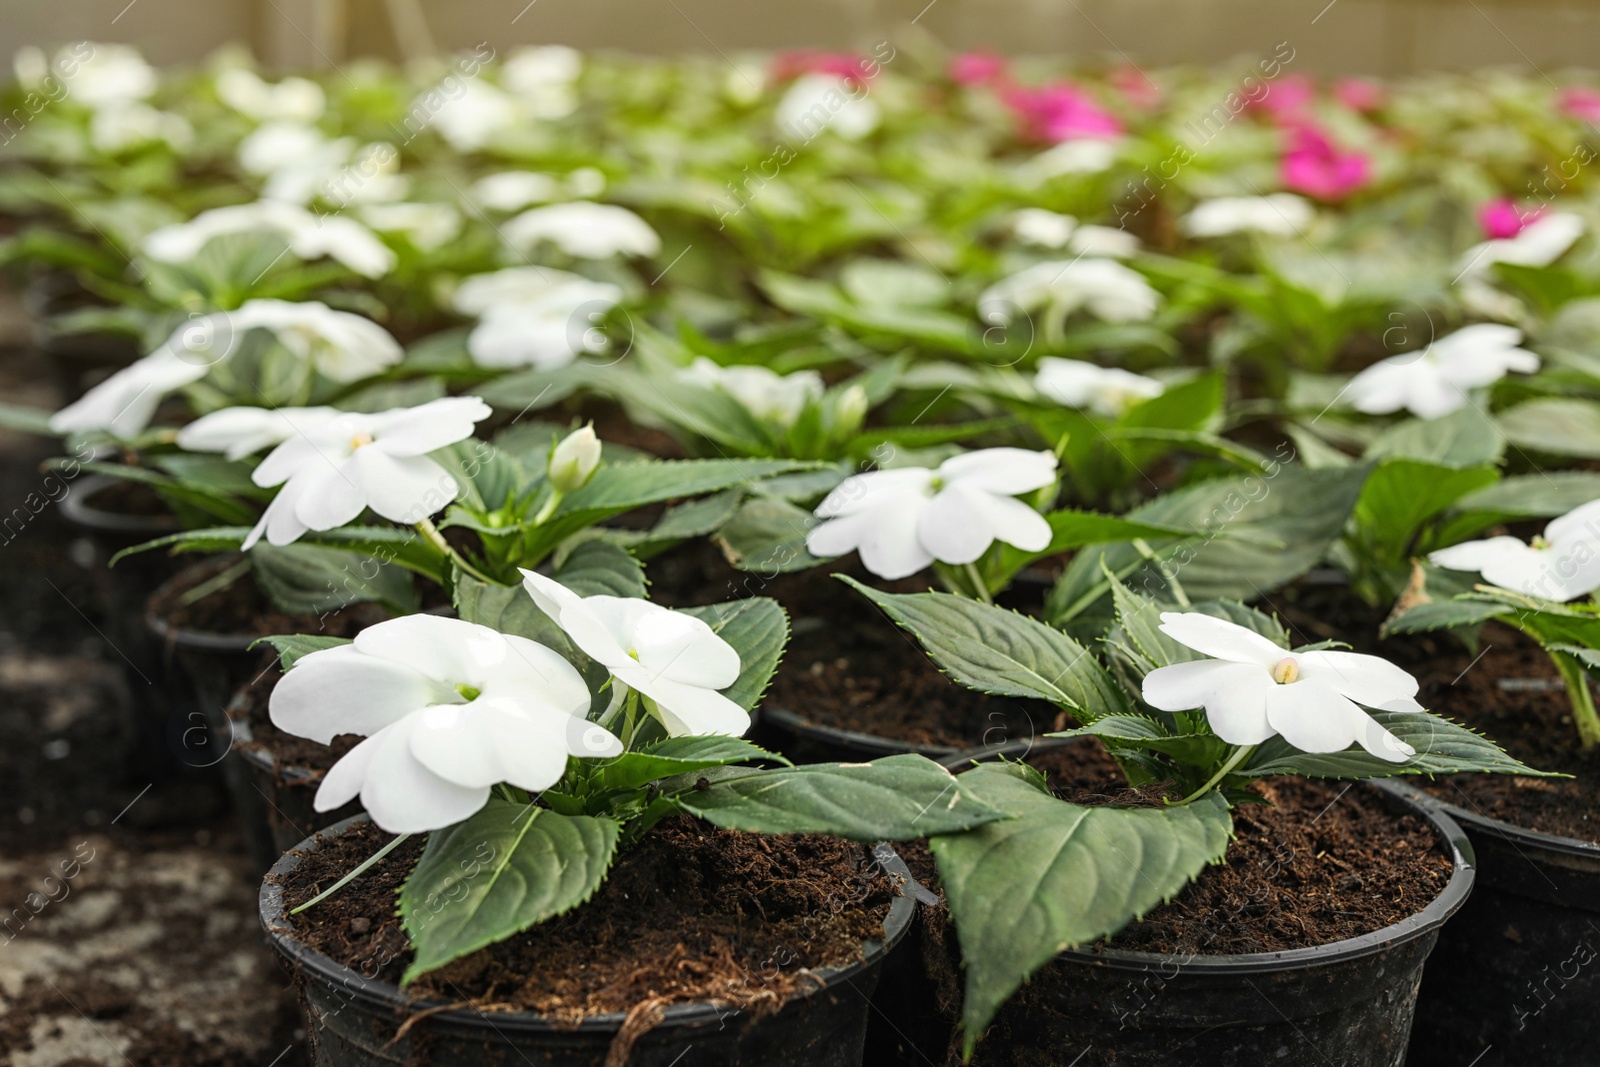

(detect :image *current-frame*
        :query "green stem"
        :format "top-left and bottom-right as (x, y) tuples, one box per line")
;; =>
(180, 557), (253, 607)
(289, 833), (410, 915)
(1173, 744), (1257, 806)
(531, 487), (565, 527)
(965, 562), (994, 605)
(1131, 539), (1188, 607)
(414, 518), (495, 585)
(1551, 651), (1600, 750)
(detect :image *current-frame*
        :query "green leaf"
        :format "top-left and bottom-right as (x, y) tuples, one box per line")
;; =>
(552, 540), (647, 599)
(1442, 472), (1600, 543)
(452, 572), (608, 699)
(109, 526), (254, 566)
(841, 578), (1133, 719)
(680, 598), (789, 711)
(1245, 710), (1555, 778)
(1049, 464), (1369, 620)
(0, 402), (63, 436)
(1498, 398), (1600, 459)
(713, 496), (821, 573)
(1381, 597), (1513, 636)
(674, 754), (1009, 839)
(1365, 407), (1506, 469)
(597, 736), (788, 793)
(930, 766), (1232, 1049)
(1354, 460), (1499, 564)
(252, 633), (351, 670)
(250, 542), (418, 616)
(400, 802), (620, 982)
(1049, 715), (1230, 768)
(70, 460), (256, 526)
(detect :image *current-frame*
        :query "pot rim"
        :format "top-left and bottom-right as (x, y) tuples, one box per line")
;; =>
(259, 813), (919, 1034)
(61, 473), (184, 537)
(760, 704), (962, 759)
(942, 736), (1477, 976)
(1405, 783), (1600, 863)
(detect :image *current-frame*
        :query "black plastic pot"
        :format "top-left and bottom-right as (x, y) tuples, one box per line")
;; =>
(1397, 786), (1600, 1066)
(754, 705), (961, 765)
(262, 815), (918, 1067)
(905, 740), (1476, 1067)
(227, 678), (361, 872)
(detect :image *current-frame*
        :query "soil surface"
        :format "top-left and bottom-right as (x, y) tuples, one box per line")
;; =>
(1276, 580), (1600, 844)
(650, 542), (1047, 751)
(0, 293), (307, 1066)
(278, 815), (899, 1023)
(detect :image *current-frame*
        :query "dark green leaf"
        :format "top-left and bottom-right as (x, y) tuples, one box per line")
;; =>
(1245, 711), (1554, 778)
(597, 736), (788, 792)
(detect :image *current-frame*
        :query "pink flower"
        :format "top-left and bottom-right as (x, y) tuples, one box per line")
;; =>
(1478, 198), (1545, 240)
(1281, 125), (1372, 201)
(770, 51), (872, 84)
(1335, 78), (1385, 114)
(1004, 83), (1123, 142)
(1251, 73), (1315, 123)
(950, 52), (1006, 87)
(1558, 87), (1600, 123)
(1112, 66), (1162, 111)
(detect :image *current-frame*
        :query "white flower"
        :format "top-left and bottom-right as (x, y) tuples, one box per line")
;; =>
(243, 396), (491, 549)
(979, 259), (1159, 325)
(428, 80), (517, 152)
(176, 405), (341, 460)
(48, 301), (399, 437)
(358, 202), (461, 251)
(776, 74), (880, 141)
(142, 201), (396, 278)
(1457, 212), (1585, 279)
(270, 614), (619, 833)
(1070, 225), (1140, 258)
(48, 347), (214, 438)
(1015, 139), (1118, 184)
(1142, 612), (1422, 761)
(1181, 195), (1314, 238)
(238, 121), (329, 175)
(502, 45), (581, 118)
(548, 425), (602, 492)
(1345, 324), (1539, 418)
(215, 68), (325, 122)
(806, 448), (1058, 580)
(1011, 209), (1077, 249)
(521, 572), (750, 737)
(89, 104), (192, 152)
(1035, 357), (1164, 416)
(503, 202), (661, 259)
(1430, 500), (1600, 601)
(680, 357), (823, 427)
(69, 45), (157, 109)
(471, 170), (561, 211)
(454, 267), (624, 370)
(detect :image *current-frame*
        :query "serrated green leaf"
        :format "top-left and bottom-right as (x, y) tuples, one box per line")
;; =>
(1354, 460), (1499, 565)
(250, 542), (417, 616)
(597, 736), (788, 793)
(552, 539), (647, 599)
(842, 578), (1132, 718)
(1244, 710), (1554, 778)
(1048, 714), (1230, 768)
(714, 496), (820, 573)
(1365, 407), (1505, 469)
(930, 767), (1232, 1051)
(400, 802), (620, 982)
(1381, 597), (1513, 636)
(1498, 398), (1600, 459)
(674, 753), (1009, 839)
(680, 598), (788, 711)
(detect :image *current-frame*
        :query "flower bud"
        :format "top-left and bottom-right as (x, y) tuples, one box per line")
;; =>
(548, 424), (601, 493)
(833, 384), (869, 435)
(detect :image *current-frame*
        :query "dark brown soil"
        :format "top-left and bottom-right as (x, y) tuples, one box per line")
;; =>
(1276, 579), (1600, 844)
(277, 815), (899, 1023)
(148, 556), (395, 640)
(648, 544), (1047, 751)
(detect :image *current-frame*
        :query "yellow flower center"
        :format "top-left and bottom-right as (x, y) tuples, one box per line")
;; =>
(1271, 657), (1300, 685)
(349, 430), (375, 450)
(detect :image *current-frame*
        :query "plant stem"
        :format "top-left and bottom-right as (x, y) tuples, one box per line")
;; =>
(965, 562), (994, 605)
(531, 487), (565, 527)
(1551, 651), (1600, 750)
(414, 518), (495, 585)
(1173, 744), (1257, 806)
(180, 557), (252, 607)
(289, 833), (410, 915)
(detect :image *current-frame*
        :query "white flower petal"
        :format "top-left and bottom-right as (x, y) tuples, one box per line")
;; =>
(629, 609), (741, 690)
(636, 676), (751, 737)
(1265, 679), (1364, 754)
(270, 644), (438, 744)
(358, 716), (491, 832)
(917, 483), (1000, 565)
(1295, 650), (1419, 708)
(409, 698), (573, 791)
(371, 396), (493, 457)
(1143, 660), (1276, 744)
(288, 459), (368, 533)
(1156, 612), (1287, 666)
(352, 449), (455, 523)
(939, 447), (1059, 496)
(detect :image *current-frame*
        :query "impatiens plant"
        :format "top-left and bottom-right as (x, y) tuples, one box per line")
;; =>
(1387, 496), (1600, 748)
(265, 577), (1007, 979)
(845, 572), (1547, 1053)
